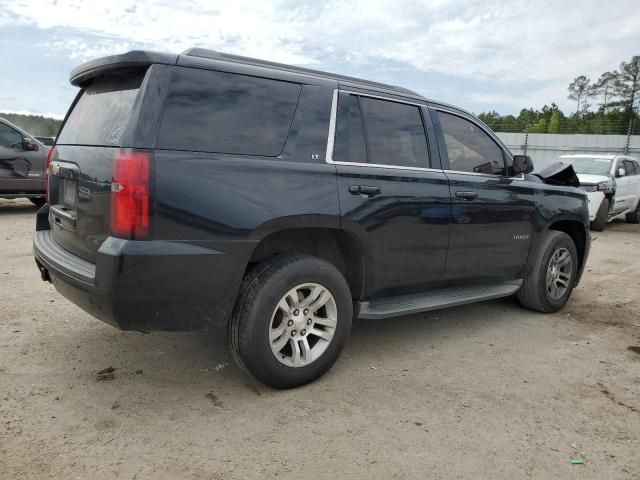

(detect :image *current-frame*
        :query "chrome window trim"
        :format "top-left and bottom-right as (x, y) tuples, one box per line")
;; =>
(443, 169), (526, 181)
(325, 88), (442, 173)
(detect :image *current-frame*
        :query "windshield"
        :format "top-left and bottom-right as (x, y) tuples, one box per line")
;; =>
(558, 157), (612, 176)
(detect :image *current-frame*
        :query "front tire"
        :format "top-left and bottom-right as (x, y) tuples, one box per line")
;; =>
(229, 254), (352, 389)
(590, 197), (609, 231)
(517, 231), (578, 313)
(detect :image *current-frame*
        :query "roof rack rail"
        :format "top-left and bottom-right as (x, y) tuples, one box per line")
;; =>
(181, 47), (419, 96)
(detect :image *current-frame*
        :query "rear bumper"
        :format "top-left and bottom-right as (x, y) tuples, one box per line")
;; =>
(33, 215), (250, 331)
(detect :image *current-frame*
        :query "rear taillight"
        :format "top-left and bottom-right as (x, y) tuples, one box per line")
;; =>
(111, 150), (150, 239)
(45, 147), (54, 202)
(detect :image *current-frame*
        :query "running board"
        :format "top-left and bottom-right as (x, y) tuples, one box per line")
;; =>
(608, 208), (632, 222)
(358, 281), (523, 319)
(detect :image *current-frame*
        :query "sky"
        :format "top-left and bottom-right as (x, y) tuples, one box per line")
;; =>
(0, 0), (639, 119)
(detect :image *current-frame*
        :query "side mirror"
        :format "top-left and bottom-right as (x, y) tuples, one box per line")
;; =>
(23, 137), (39, 152)
(617, 167), (626, 177)
(512, 154), (534, 175)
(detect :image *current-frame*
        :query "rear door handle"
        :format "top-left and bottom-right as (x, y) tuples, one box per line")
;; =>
(455, 191), (478, 201)
(349, 185), (381, 197)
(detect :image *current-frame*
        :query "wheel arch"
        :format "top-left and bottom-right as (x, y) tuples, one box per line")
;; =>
(245, 225), (366, 301)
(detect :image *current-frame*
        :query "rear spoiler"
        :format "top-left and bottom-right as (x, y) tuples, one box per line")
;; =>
(533, 162), (580, 187)
(70, 50), (178, 86)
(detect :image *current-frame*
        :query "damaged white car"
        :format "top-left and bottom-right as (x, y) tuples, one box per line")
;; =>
(557, 154), (640, 231)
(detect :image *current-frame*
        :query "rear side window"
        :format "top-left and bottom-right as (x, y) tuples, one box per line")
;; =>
(437, 111), (505, 175)
(158, 68), (301, 156)
(333, 94), (367, 163)
(57, 71), (145, 146)
(359, 97), (428, 168)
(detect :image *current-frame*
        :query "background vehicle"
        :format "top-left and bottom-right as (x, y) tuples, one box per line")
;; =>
(33, 49), (590, 388)
(557, 154), (640, 231)
(0, 117), (49, 206)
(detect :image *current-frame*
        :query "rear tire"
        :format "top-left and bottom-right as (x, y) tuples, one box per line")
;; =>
(29, 198), (46, 208)
(590, 197), (609, 231)
(229, 254), (352, 389)
(517, 231), (578, 313)
(625, 201), (640, 224)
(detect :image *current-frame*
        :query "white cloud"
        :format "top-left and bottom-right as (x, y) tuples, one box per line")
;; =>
(2, 0), (638, 77)
(0, 0), (638, 113)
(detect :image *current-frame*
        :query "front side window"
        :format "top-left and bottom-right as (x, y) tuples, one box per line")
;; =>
(437, 111), (505, 175)
(623, 160), (636, 176)
(358, 96), (429, 168)
(0, 123), (23, 149)
(158, 68), (301, 156)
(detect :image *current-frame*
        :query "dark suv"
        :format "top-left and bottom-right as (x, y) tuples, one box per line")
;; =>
(33, 49), (590, 388)
(1, 117), (49, 206)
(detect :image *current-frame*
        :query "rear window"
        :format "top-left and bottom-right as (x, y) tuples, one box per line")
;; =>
(57, 71), (145, 146)
(157, 67), (301, 156)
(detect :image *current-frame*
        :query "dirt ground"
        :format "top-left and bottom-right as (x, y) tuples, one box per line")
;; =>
(1, 198), (639, 480)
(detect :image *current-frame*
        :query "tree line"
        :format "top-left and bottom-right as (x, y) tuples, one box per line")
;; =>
(479, 55), (640, 135)
(0, 112), (62, 137)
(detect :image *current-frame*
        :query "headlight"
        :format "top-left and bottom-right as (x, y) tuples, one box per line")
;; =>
(580, 185), (598, 192)
(597, 178), (615, 192)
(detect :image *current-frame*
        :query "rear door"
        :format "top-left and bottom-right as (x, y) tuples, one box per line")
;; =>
(432, 108), (535, 283)
(49, 68), (151, 261)
(331, 91), (450, 299)
(0, 121), (44, 192)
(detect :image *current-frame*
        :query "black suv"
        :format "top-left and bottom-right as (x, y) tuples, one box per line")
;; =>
(34, 49), (590, 388)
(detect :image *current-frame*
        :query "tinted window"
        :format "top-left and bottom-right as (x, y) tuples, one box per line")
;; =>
(634, 161), (640, 175)
(158, 68), (301, 156)
(358, 97), (428, 167)
(57, 71), (145, 146)
(0, 123), (23, 149)
(623, 160), (636, 176)
(438, 111), (505, 175)
(333, 94), (367, 163)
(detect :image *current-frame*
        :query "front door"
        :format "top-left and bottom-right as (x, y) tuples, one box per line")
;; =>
(331, 92), (450, 299)
(432, 109), (535, 283)
(612, 158), (639, 214)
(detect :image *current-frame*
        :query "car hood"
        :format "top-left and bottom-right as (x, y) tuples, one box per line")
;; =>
(533, 162), (580, 187)
(577, 173), (609, 185)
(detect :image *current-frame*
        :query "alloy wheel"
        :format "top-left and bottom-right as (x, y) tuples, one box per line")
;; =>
(546, 247), (572, 300)
(269, 283), (337, 367)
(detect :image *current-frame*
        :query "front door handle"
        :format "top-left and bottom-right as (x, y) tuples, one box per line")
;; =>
(349, 185), (382, 197)
(455, 191), (479, 201)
